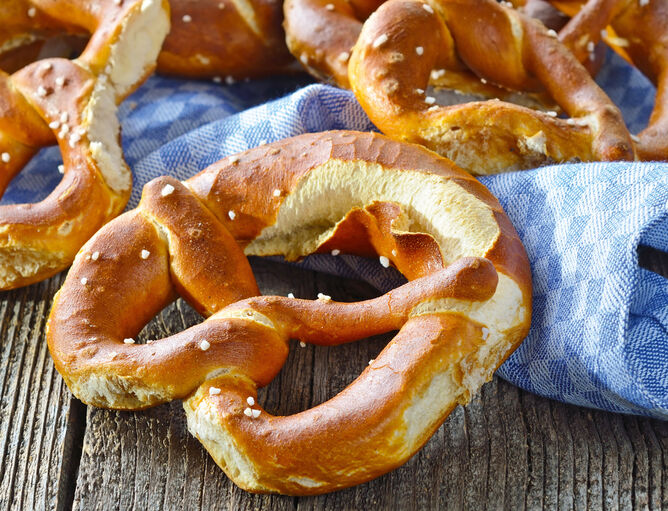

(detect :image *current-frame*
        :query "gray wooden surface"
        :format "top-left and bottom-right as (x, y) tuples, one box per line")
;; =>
(0, 253), (667, 511)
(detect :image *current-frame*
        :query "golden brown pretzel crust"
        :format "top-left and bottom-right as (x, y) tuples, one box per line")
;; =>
(283, 0), (385, 87)
(348, 0), (634, 175)
(539, 0), (668, 161)
(47, 131), (532, 494)
(159, 0), (293, 78)
(0, 0), (169, 289)
(2, 0), (293, 80)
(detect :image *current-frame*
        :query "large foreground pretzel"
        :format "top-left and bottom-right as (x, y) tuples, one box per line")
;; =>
(47, 131), (531, 494)
(348, 0), (634, 175)
(0, 0), (169, 289)
(533, 0), (668, 161)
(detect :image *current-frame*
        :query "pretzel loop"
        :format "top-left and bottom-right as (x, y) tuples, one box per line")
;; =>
(0, 0), (169, 289)
(348, 0), (634, 174)
(538, 0), (668, 161)
(48, 131), (532, 494)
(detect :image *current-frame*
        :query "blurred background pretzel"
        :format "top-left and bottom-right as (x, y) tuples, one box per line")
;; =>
(283, 0), (385, 87)
(0, 0), (169, 289)
(47, 131), (532, 494)
(348, 0), (634, 175)
(1, 0), (294, 80)
(515, 0), (668, 161)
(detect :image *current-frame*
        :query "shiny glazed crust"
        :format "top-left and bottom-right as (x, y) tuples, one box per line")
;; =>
(539, 0), (668, 161)
(47, 131), (532, 494)
(158, 0), (293, 78)
(348, 0), (634, 174)
(0, 0), (170, 289)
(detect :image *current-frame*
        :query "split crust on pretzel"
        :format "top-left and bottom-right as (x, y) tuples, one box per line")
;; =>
(532, 0), (668, 161)
(348, 0), (634, 175)
(47, 131), (531, 494)
(0, 0), (170, 289)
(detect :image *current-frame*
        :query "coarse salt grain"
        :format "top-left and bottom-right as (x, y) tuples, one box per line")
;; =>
(228, 210), (236, 220)
(273, 189), (281, 197)
(209, 387), (222, 395)
(424, 96), (436, 104)
(379, 256), (390, 268)
(246, 396), (255, 406)
(27, 7), (36, 17)
(252, 409), (261, 418)
(161, 184), (175, 196)
(200, 340), (211, 351)
(141, 249), (150, 259)
(317, 293), (332, 301)
(422, 3), (433, 13)
(372, 34), (388, 49)
(91, 251), (100, 261)
(123, 338), (135, 344)
(80, 277), (88, 285)
(243, 408), (252, 417)
(58, 164), (65, 174)
(326, 3), (335, 9)
(415, 46), (424, 56)
(287, 293), (295, 298)
(331, 249), (341, 256)
(1, 152), (10, 163)
(299, 341), (306, 347)
(182, 14), (192, 22)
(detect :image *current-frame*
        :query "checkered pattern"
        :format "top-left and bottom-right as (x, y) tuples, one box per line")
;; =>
(6, 51), (668, 418)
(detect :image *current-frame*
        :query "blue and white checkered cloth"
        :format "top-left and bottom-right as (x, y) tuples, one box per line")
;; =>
(9, 52), (668, 419)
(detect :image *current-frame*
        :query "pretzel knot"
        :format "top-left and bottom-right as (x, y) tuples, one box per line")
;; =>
(0, 0), (170, 289)
(534, 0), (668, 161)
(47, 131), (532, 494)
(348, 0), (634, 175)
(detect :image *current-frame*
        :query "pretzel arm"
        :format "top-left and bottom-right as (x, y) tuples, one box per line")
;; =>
(188, 312), (489, 495)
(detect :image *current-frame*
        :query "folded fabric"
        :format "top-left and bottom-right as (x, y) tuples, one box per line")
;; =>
(9, 52), (668, 419)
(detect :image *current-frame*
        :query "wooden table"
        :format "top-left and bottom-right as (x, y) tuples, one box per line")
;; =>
(1, 250), (667, 510)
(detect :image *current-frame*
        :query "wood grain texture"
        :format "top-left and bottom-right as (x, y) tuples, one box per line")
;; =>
(69, 258), (668, 511)
(0, 255), (667, 510)
(0, 273), (84, 511)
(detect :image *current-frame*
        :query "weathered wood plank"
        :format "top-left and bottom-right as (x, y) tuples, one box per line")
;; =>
(0, 247), (659, 510)
(0, 273), (84, 511)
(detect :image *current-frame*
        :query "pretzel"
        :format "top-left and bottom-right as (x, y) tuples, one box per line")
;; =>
(530, 0), (668, 161)
(347, 0), (634, 175)
(283, 0), (385, 87)
(2, 0), (293, 80)
(0, 0), (170, 290)
(47, 131), (532, 494)
(158, 0), (293, 79)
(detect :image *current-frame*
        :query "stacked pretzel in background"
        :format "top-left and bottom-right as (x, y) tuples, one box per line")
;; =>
(515, 0), (668, 160)
(285, 0), (668, 171)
